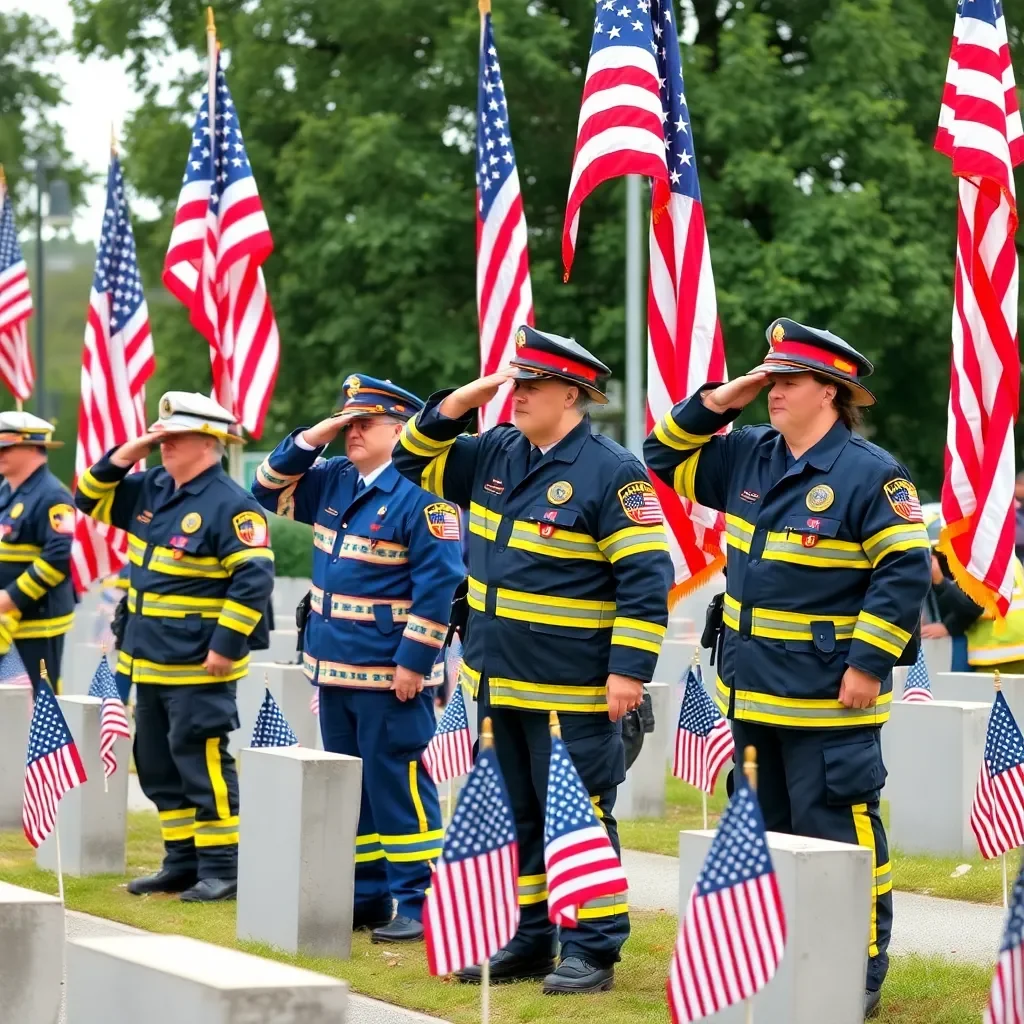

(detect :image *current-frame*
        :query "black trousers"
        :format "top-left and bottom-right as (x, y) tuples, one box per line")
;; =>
(478, 679), (630, 968)
(133, 683), (240, 880)
(730, 721), (892, 992)
(18, 635), (65, 697)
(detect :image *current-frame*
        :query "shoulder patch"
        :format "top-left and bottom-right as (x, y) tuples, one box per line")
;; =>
(617, 480), (663, 525)
(883, 478), (923, 523)
(48, 503), (76, 535)
(232, 510), (269, 547)
(424, 501), (460, 540)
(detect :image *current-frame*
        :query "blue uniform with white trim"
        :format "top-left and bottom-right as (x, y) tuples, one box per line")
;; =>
(251, 383), (464, 926)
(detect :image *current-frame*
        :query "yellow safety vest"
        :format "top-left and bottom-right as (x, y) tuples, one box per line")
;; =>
(967, 561), (1024, 666)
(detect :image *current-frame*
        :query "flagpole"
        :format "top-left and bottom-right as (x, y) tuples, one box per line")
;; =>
(691, 649), (710, 829)
(743, 745), (758, 1024)
(479, 714), (495, 1024)
(446, 780), (455, 825)
(995, 669), (1009, 908)
(0, 164), (23, 414)
(101, 643), (110, 793)
(40, 661), (65, 905)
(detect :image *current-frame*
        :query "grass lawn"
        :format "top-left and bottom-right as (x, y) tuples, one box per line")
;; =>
(617, 773), (1019, 906)
(0, 813), (995, 1023)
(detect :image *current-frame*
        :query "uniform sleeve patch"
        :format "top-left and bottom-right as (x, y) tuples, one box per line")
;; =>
(232, 510), (270, 547)
(424, 502), (460, 540)
(48, 503), (76, 535)
(617, 481), (663, 525)
(883, 478), (923, 522)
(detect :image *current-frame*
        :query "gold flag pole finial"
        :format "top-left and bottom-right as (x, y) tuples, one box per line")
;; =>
(549, 710), (561, 739)
(995, 668), (1003, 692)
(479, 0), (491, 14)
(39, 659), (49, 686)
(692, 647), (700, 667)
(481, 716), (494, 749)
(206, 6), (216, 34)
(743, 745), (758, 793)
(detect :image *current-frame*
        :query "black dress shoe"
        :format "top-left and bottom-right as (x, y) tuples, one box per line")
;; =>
(353, 905), (393, 931)
(542, 956), (615, 994)
(126, 868), (197, 896)
(179, 878), (238, 903)
(371, 915), (423, 943)
(865, 989), (882, 1019)
(456, 948), (556, 984)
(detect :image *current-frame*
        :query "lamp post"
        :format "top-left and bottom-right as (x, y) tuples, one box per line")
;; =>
(32, 164), (72, 420)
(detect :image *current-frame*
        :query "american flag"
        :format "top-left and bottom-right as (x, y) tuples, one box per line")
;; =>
(0, 646), (31, 688)
(647, 0), (729, 601)
(422, 683), (473, 784)
(427, 504), (460, 540)
(72, 153), (155, 594)
(902, 646), (934, 703)
(986, 855), (1024, 1024)
(667, 774), (786, 1022)
(934, 0), (1022, 618)
(971, 691), (1024, 859)
(444, 632), (464, 703)
(673, 664), (734, 794)
(0, 182), (34, 401)
(23, 680), (88, 849)
(562, 0), (668, 277)
(251, 688), (298, 748)
(163, 49), (279, 439)
(423, 745), (519, 976)
(87, 655), (130, 779)
(544, 732), (628, 928)
(476, 5), (534, 431)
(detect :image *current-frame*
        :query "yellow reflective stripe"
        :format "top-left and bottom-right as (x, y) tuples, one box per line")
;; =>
(0, 542), (43, 562)
(408, 760), (429, 833)
(33, 559), (65, 586)
(714, 677), (892, 728)
(489, 677), (608, 713)
(518, 874), (548, 906)
(458, 661), (481, 699)
(15, 572), (45, 601)
(861, 523), (931, 567)
(467, 577), (616, 629)
(673, 451), (701, 501)
(221, 548), (274, 571)
(117, 650), (133, 675)
(750, 609), (858, 642)
(875, 860), (893, 896)
(91, 491), (116, 526)
(852, 803), (879, 957)
(402, 416), (458, 456)
(148, 547), (229, 579)
(598, 525), (669, 563)
(724, 514), (753, 554)
(355, 830), (385, 863)
(129, 590), (225, 617)
(194, 816), (240, 847)
(404, 614), (447, 648)
(159, 808), (196, 842)
(219, 600), (262, 636)
(126, 533), (145, 565)
(420, 445), (451, 499)
(14, 614), (74, 639)
(853, 611), (911, 658)
(577, 892), (629, 919)
(508, 522), (605, 561)
(79, 468), (118, 499)
(611, 616), (666, 654)
(469, 503), (500, 541)
(127, 656), (250, 685)
(255, 459), (302, 491)
(762, 532), (872, 570)
(205, 738), (231, 821)
(653, 410), (712, 452)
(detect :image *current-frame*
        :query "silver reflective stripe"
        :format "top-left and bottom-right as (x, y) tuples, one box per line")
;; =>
(469, 508), (498, 539)
(508, 523), (603, 559)
(762, 535), (871, 567)
(580, 891), (629, 910)
(194, 822), (238, 836)
(611, 622), (663, 644)
(875, 866), (893, 891)
(853, 616), (908, 651)
(750, 610), (857, 641)
(494, 591), (614, 628)
(731, 692), (891, 724)
(489, 681), (607, 709)
(725, 517), (753, 552)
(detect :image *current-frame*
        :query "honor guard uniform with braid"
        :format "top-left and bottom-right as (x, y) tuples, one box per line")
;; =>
(393, 326), (673, 993)
(643, 318), (932, 1019)
(75, 392), (274, 903)
(251, 375), (464, 944)
(0, 413), (75, 695)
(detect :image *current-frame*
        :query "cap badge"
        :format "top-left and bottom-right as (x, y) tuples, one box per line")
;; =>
(181, 512), (203, 534)
(345, 375), (361, 398)
(515, 328), (527, 348)
(160, 396), (173, 416)
(547, 481), (573, 505)
(805, 485), (835, 513)
(771, 323), (785, 347)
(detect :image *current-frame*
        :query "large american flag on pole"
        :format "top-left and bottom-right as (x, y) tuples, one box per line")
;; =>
(476, 1), (534, 431)
(163, 40), (279, 439)
(986, 854), (1024, 1024)
(87, 655), (130, 780)
(423, 744), (519, 976)
(934, 0), (1022, 618)
(673, 664), (734, 794)
(646, 0), (728, 600)
(422, 683), (473, 784)
(23, 680), (88, 848)
(72, 152), (155, 593)
(0, 175), (34, 402)
(562, 0), (667, 278)
(667, 774), (786, 1022)
(971, 690), (1024, 860)
(544, 731), (628, 928)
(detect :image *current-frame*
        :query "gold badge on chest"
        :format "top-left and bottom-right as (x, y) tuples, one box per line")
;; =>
(9, 503), (22, 520)
(547, 481), (573, 505)
(181, 512), (203, 534)
(805, 484), (835, 513)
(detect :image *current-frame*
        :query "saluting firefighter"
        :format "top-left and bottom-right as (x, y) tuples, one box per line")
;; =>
(0, 412), (76, 695)
(251, 375), (464, 944)
(393, 327), (673, 994)
(74, 393), (274, 903)
(643, 319), (932, 1019)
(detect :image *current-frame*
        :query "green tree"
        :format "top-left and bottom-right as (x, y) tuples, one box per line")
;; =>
(69, 0), (1022, 493)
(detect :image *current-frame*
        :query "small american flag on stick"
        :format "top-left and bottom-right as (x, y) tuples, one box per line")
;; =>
(422, 683), (473, 784)
(986, 853), (1024, 1023)
(972, 690), (1024, 860)
(0, 170), (34, 402)
(251, 688), (298, 748)
(23, 679), (87, 848)
(423, 732), (519, 976)
(544, 713), (628, 928)
(668, 762), (786, 1022)
(0, 646), (31, 688)
(902, 646), (933, 703)
(87, 655), (130, 780)
(673, 664), (734, 794)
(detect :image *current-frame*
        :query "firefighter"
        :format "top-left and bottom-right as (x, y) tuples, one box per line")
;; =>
(393, 326), (673, 993)
(643, 318), (932, 1019)
(74, 392), (274, 903)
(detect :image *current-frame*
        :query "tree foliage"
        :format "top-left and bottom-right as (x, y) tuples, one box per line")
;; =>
(67, 0), (1024, 493)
